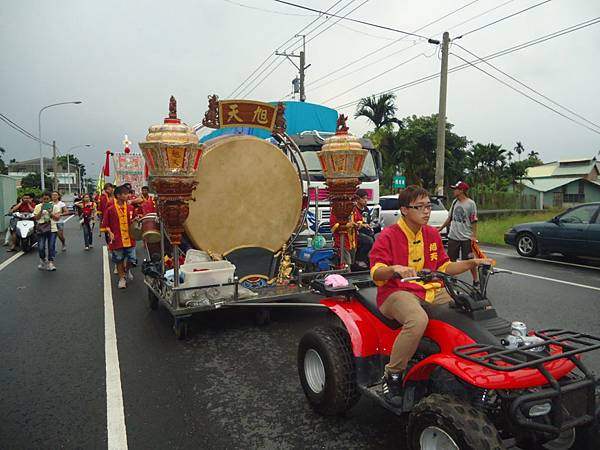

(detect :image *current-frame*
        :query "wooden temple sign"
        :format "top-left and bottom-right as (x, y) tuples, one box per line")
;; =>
(218, 100), (278, 131)
(202, 95), (285, 133)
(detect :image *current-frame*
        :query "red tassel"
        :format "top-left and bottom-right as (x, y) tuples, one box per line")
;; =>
(144, 162), (149, 179)
(103, 150), (111, 177)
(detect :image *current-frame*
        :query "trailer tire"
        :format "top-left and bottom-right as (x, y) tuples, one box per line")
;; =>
(408, 394), (503, 450)
(298, 326), (360, 415)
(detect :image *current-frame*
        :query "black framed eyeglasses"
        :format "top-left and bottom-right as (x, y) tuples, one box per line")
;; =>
(406, 203), (434, 211)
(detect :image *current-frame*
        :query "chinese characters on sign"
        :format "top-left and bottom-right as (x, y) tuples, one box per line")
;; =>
(218, 100), (278, 131)
(113, 153), (145, 194)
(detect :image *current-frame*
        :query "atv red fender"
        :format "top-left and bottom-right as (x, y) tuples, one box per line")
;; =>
(321, 297), (578, 389)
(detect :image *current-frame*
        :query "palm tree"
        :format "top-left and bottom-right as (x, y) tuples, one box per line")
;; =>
(514, 141), (525, 161)
(355, 93), (402, 130)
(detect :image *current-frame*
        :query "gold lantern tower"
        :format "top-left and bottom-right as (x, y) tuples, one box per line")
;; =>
(317, 115), (368, 265)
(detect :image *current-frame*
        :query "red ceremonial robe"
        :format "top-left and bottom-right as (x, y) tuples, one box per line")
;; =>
(330, 206), (363, 251)
(369, 217), (450, 306)
(101, 201), (136, 251)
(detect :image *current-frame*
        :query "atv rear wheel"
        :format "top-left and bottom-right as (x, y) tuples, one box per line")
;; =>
(408, 394), (503, 450)
(297, 326), (360, 415)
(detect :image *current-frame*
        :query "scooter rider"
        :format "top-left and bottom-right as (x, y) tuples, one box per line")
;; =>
(7, 193), (36, 252)
(369, 185), (492, 405)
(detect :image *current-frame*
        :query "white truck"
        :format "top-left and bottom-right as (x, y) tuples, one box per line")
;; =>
(290, 131), (382, 237)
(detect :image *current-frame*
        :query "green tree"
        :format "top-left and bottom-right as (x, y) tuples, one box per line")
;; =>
(355, 93), (402, 130)
(21, 173), (52, 189)
(57, 154), (86, 177)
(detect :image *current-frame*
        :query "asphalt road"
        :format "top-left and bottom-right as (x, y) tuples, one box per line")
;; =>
(1, 219), (599, 449)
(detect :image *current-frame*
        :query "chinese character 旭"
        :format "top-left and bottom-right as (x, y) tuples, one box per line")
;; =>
(429, 243), (437, 252)
(430, 252), (438, 261)
(227, 104), (243, 123)
(252, 106), (269, 125)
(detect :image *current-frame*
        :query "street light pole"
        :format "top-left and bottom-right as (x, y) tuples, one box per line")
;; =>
(66, 144), (91, 195)
(38, 101), (82, 191)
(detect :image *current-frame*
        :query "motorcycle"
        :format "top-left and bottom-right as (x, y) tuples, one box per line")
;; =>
(9, 212), (37, 252)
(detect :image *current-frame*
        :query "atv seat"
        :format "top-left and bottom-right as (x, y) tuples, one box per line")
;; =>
(355, 287), (402, 329)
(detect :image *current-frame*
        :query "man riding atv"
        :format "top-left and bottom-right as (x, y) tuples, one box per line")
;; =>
(370, 185), (492, 405)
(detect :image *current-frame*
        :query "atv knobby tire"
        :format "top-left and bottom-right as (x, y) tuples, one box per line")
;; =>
(408, 394), (504, 450)
(297, 326), (360, 415)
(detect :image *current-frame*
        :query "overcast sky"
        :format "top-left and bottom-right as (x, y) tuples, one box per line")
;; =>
(1, 0), (599, 179)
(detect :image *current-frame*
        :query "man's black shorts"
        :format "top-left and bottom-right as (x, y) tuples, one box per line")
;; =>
(447, 239), (473, 261)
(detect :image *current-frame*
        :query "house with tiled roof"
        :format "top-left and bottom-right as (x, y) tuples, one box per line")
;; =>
(519, 157), (600, 209)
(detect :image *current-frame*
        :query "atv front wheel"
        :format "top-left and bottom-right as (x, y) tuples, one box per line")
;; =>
(408, 394), (503, 450)
(297, 326), (360, 415)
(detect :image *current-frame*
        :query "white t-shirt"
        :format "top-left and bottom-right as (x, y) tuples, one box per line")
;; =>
(54, 200), (66, 224)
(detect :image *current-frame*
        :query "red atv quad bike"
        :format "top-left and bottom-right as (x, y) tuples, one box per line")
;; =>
(298, 265), (600, 449)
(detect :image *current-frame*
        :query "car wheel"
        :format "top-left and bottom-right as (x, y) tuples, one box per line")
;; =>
(297, 326), (360, 415)
(407, 394), (503, 450)
(516, 232), (538, 257)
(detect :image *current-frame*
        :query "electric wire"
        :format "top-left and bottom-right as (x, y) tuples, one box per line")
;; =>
(455, 0), (553, 39)
(333, 16), (600, 110)
(242, 0), (369, 98)
(453, 43), (600, 131)
(222, 0), (314, 16)
(280, 0), (482, 100)
(228, 0), (345, 97)
(274, 0), (433, 40)
(450, 52), (600, 136)
(235, 0), (355, 98)
(0, 113), (52, 146)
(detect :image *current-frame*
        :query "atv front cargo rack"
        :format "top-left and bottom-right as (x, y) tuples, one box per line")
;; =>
(453, 329), (600, 372)
(454, 329), (600, 435)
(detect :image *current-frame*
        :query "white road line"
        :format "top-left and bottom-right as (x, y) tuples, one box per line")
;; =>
(484, 249), (600, 271)
(103, 246), (128, 449)
(500, 267), (600, 292)
(0, 251), (25, 272)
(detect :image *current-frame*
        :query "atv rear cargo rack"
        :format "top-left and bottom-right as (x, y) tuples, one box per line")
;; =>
(454, 329), (600, 435)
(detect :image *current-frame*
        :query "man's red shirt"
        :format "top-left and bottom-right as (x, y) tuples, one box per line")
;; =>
(101, 202), (135, 251)
(15, 201), (36, 213)
(369, 218), (450, 306)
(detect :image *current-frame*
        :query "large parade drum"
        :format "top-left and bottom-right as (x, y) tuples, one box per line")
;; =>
(185, 135), (303, 282)
(141, 213), (161, 243)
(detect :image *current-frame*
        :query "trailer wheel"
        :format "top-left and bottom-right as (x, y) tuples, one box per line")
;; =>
(297, 326), (360, 415)
(408, 394), (503, 450)
(173, 318), (189, 340)
(147, 288), (159, 310)
(254, 308), (270, 326)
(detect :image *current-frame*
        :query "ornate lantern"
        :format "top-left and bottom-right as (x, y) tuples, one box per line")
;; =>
(317, 115), (367, 264)
(139, 96), (202, 245)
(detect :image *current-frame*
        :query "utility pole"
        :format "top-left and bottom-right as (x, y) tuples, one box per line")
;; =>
(434, 32), (450, 196)
(53, 140), (58, 191)
(276, 34), (310, 102)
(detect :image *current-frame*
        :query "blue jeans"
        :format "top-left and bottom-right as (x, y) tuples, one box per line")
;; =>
(38, 232), (57, 261)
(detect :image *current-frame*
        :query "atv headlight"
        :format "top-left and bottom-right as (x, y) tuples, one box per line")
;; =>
(528, 402), (552, 417)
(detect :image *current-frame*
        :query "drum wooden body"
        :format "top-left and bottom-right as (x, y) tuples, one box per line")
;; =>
(141, 213), (161, 243)
(185, 135), (302, 256)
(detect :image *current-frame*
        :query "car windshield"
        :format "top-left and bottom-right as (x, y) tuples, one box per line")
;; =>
(560, 204), (599, 224)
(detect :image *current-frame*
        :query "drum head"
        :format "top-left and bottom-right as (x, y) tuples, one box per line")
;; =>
(185, 135), (302, 255)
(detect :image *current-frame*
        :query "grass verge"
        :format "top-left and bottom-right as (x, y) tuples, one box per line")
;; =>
(478, 211), (558, 246)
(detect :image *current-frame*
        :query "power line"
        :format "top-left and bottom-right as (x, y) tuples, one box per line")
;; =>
(228, 0), (345, 97)
(222, 0), (314, 16)
(450, 52), (600, 135)
(334, 16), (600, 110)
(243, 0), (369, 98)
(274, 0), (433, 40)
(235, 0), (354, 98)
(453, 42), (600, 131)
(0, 113), (52, 146)
(455, 0), (553, 39)
(303, 0), (481, 92)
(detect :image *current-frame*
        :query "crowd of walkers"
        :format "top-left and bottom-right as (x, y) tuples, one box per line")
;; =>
(4, 183), (156, 282)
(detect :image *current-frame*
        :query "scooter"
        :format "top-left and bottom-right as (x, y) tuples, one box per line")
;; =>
(298, 265), (600, 449)
(9, 212), (37, 252)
